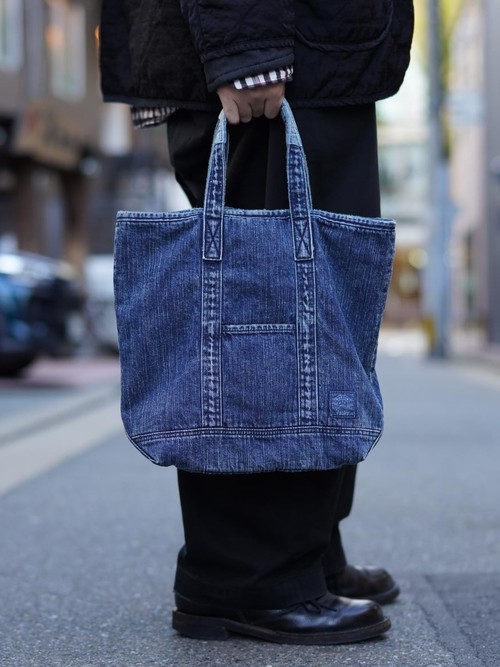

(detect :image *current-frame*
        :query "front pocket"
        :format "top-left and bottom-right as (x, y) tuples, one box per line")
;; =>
(295, 0), (393, 51)
(221, 325), (298, 428)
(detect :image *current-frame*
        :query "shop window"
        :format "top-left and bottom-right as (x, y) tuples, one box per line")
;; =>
(0, 0), (23, 71)
(46, 1), (86, 101)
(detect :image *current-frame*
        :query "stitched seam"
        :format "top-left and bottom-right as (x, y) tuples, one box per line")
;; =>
(289, 146), (313, 259)
(296, 261), (318, 424)
(133, 427), (381, 441)
(222, 323), (295, 334)
(201, 263), (222, 426)
(317, 214), (395, 232)
(203, 144), (224, 259)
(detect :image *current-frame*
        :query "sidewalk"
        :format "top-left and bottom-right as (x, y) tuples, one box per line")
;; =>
(379, 325), (500, 371)
(0, 355), (121, 497)
(1, 352), (499, 666)
(0, 354), (120, 428)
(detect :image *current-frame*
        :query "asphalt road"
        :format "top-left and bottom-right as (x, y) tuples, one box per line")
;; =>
(1, 351), (499, 666)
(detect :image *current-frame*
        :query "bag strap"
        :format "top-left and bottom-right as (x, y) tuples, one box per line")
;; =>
(202, 99), (314, 263)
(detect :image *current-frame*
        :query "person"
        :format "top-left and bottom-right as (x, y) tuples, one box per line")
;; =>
(100, 0), (414, 645)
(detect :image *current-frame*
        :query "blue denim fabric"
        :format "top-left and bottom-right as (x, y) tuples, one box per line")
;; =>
(114, 100), (395, 473)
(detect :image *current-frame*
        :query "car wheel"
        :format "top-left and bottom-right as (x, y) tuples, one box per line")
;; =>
(0, 351), (38, 377)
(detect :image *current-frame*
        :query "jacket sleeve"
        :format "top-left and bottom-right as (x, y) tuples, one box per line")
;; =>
(179, 0), (295, 91)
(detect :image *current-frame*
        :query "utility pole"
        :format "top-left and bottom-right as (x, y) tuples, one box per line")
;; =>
(423, 0), (452, 358)
(484, 0), (500, 345)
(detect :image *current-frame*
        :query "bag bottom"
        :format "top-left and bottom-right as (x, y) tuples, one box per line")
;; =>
(125, 427), (383, 473)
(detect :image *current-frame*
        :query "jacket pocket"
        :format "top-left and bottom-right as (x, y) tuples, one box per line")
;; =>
(295, 0), (393, 52)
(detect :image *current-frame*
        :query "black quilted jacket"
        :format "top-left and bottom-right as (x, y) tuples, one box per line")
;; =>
(100, 0), (414, 109)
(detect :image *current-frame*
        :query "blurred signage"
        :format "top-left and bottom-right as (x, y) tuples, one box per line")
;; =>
(13, 100), (84, 169)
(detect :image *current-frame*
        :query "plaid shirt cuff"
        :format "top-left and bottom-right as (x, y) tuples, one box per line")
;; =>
(131, 67), (293, 129)
(131, 106), (177, 129)
(233, 66), (293, 90)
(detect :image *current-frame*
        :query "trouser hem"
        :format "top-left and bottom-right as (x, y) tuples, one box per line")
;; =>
(174, 565), (328, 609)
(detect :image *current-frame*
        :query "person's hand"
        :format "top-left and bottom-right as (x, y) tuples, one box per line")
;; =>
(217, 83), (285, 125)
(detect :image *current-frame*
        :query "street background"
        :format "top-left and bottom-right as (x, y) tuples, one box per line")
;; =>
(1, 338), (499, 667)
(2, 1), (500, 665)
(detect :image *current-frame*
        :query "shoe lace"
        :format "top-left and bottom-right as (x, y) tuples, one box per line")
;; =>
(301, 598), (323, 614)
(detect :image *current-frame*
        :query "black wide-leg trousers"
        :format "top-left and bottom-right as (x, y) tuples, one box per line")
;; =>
(167, 105), (381, 609)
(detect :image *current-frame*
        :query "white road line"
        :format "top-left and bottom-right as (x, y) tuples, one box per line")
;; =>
(0, 385), (119, 444)
(0, 398), (123, 497)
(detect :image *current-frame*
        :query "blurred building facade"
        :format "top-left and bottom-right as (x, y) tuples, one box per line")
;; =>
(448, 0), (500, 347)
(0, 0), (103, 273)
(0, 0), (173, 278)
(377, 45), (429, 326)
(378, 0), (500, 351)
(448, 0), (485, 329)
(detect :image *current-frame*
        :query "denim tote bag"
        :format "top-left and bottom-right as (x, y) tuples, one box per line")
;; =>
(114, 100), (395, 473)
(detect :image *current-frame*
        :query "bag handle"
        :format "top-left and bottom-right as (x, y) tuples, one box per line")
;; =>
(202, 99), (314, 263)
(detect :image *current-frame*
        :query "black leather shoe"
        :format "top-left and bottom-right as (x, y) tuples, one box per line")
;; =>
(327, 565), (400, 604)
(172, 592), (390, 644)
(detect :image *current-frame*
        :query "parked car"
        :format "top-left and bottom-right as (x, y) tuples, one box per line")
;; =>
(84, 254), (118, 353)
(0, 252), (84, 376)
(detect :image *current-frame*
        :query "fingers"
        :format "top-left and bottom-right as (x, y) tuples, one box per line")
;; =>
(239, 101), (254, 124)
(217, 83), (285, 125)
(218, 92), (252, 125)
(263, 92), (284, 119)
(223, 99), (240, 125)
(247, 95), (266, 119)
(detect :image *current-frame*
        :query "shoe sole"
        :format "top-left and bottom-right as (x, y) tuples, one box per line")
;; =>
(172, 610), (391, 644)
